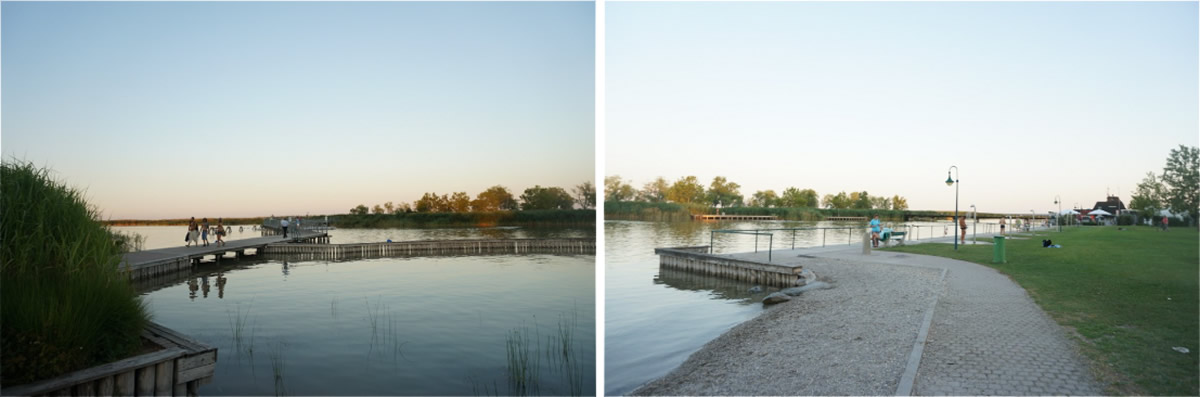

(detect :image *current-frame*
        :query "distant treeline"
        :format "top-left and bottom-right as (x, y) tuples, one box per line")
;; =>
(331, 209), (595, 228)
(606, 201), (1010, 222)
(605, 175), (910, 211)
(106, 217), (265, 226)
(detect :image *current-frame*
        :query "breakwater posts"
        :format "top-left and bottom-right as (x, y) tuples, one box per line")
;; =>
(4, 322), (217, 397)
(261, 238), (595, 261)
(655, 246), (803, 288)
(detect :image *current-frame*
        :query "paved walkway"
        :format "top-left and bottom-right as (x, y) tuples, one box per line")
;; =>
(811, 240), (1104, 396)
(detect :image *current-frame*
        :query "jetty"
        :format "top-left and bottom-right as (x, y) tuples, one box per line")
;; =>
(693, 214), (777, 221)
(655, 245), (805, 287)
(120, 229), (329, 280)
(260, 238), (594, 261)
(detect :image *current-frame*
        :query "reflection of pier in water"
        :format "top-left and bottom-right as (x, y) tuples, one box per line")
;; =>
(654, 268), (772, 303)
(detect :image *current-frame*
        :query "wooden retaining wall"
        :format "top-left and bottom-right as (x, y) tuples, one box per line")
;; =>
(655, 246), (802, 288)
(260, 238), (595, 260)
(3, 323), (217, 397)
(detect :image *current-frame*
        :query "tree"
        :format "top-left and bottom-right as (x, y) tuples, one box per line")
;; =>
(639, 177), (670, 203)
(749, 190), (779, 207)
(449, 192), (471, 213)
(415, 192), (444, 212)
(472, 186), (518, 212)
(851, 191), (873, 209)
(1130, 171), (1166, 222)
(706, 176), (743, 208)
(383, 201), (395, 214)
(869, 195), (891, 210)
(573, 181), (596, 209)
(891, 195), (909, 210)
(372, 204), (386, 214)
(666, 176), (706, 204)
(604, 175), (637, 202)
(520, 185), (575, 210)
(395, 202), (413, 214)
(350, 204), (369, 215)
(822, 191), (851, 209)
(1161, 145), (1199, 223)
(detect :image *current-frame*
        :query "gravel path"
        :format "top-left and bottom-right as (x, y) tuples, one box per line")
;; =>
(632, 235), (1103, 396)
(632, 256), (943, 395)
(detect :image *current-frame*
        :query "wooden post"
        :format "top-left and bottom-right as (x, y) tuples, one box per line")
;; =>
(135, 365), (155, 396)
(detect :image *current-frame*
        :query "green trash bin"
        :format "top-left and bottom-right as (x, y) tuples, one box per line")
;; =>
(992, 235), (1006, 264)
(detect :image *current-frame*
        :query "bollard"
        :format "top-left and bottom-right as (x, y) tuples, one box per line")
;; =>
(992, 235), (1006, 264)
(862, 232), (872, 255)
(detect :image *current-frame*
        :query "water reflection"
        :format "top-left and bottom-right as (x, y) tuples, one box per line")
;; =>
(653, 268), (776, 303)
(185, 273), (228, 300)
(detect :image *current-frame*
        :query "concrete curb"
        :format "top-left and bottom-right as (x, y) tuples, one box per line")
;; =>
(895, 267), (948, 396)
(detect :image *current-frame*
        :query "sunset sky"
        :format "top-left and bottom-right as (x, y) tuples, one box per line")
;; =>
(2, 1), (594, 219)
(607, 1), (1197, 214)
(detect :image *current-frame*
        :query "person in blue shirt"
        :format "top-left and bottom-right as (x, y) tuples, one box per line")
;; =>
(869, 215), (882, 248)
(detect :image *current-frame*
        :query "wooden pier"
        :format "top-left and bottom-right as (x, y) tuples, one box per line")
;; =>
(654, 245), (803, 287)
(120, 230), (329, 280)
(3, 322), (217, 397)
(260, 238), (595, 261)
(693, 214), (778, 221)
(825, 216), (867, 221)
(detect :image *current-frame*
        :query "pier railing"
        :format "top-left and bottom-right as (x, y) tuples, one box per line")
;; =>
(710, 226), (864, 261)
(711, 223), (1055, 259)
(262, 217), (331, 234)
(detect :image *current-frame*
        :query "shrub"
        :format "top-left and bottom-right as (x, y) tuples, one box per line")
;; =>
(1, 161), (150, 386)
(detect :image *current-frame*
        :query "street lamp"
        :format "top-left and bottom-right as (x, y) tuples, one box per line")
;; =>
(1053, 195), (1062, 232)
(946, 166), (959, 251)
(1030, 210), (1035, 230)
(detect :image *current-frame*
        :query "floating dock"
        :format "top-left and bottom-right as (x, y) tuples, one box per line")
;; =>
(654, 245), (804, 287)
(120, 231), (329, 280)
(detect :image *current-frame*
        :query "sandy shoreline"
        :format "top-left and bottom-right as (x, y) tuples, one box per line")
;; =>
(632, 257), (943, 396)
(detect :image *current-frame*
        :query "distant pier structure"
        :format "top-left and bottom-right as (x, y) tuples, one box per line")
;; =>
(693, 214), (778, 221)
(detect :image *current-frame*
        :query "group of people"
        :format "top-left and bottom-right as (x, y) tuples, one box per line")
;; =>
(186, 217), (231, 247)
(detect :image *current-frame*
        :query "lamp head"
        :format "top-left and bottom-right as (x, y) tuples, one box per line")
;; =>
(945, 173), (954, 186)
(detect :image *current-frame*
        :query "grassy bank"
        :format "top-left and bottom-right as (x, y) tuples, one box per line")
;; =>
(887, 226), (1198, 396)
(330, 209), (595, 228)
(1, 161), (150, 386)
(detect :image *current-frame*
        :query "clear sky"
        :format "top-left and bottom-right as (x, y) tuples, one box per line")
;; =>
(607, 2), (1198, 214)
(2, 1), (594, 219)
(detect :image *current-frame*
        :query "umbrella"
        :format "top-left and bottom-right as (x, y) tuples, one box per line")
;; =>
(1088, 209), (1113, 216)
(1059, 209), (1080, 215)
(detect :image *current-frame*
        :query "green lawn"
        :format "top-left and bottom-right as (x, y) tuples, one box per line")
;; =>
(887, 226), (1199, 396)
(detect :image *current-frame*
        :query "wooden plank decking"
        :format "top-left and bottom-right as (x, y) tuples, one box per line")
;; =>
(120, 230), (328, 279)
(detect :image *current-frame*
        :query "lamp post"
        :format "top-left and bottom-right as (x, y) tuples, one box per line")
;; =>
(970, 204), (977, 244)
(946, 166), (959, 251)
(1053, 195), (1062, 232)
(1030, 210), (1035, 231)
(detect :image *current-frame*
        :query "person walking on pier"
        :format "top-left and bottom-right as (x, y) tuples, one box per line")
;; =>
(201, 218), (211, 247)
(215, 218), (227, 246)
(281, 217), (290, 238)
(869, 214), (882, 248)
(959, 215), (968, 244)
(1000, 217), (1006, 235)
(187, 217), (199, 247)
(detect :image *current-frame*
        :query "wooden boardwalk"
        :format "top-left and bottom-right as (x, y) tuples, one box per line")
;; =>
(120, 230), (328, 279)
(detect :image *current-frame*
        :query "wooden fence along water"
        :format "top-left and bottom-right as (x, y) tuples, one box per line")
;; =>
(2, 323), (217, 397)
(693, 214), (778, 220)
(654, 246), (803, 288)
(259, 238), (595, 261)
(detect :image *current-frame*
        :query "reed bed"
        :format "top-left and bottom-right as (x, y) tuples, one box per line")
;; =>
(0, 161), (150, 385)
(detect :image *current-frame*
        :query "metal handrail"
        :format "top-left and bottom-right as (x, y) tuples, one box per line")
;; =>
(263, 217), (331, 234)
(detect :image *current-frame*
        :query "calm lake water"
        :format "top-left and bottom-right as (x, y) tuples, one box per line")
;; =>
(128, 226), (595, 396)
(114, 225), (594, 250)
(604, 219), (982, 395)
